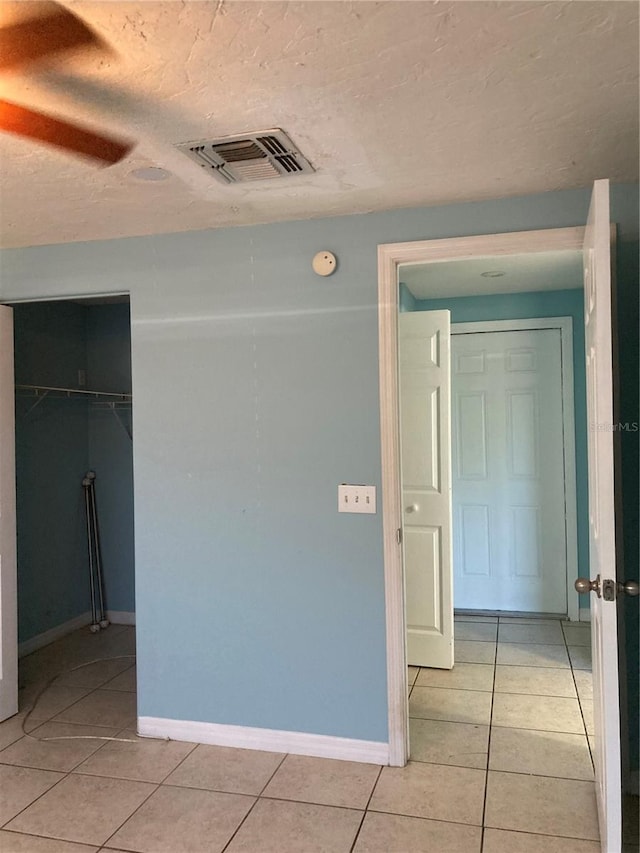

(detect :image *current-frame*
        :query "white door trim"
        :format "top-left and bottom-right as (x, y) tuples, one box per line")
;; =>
(0, 306), (18, 722)
(451, 317), (579, 622)
(378, 226), (585, 767)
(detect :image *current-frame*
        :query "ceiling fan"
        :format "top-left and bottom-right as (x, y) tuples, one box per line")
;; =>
(0, 2), (133, 164)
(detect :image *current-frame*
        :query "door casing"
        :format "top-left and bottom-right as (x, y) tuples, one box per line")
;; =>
(0, 306), (17, 722)
(377, 226), (586, 767)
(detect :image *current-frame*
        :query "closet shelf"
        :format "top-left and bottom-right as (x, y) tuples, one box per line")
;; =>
(16, 384), (132, 401)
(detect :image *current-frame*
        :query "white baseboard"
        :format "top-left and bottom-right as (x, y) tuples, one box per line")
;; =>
(107, 610), (136, 625)
(138, 716), (389, 765)
(19, 611), (92, 658)
(18, 609), (136, 657)
(579, 608), (592, 622)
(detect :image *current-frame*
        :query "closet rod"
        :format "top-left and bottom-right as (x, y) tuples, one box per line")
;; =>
(16, 383), (131, 401)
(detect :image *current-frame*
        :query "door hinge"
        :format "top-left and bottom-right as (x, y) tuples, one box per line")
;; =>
(396, 527), (403, 545)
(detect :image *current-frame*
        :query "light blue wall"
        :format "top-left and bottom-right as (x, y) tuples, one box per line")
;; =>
(86, 304), (134, 615)
(13, 303), (90, 642)
(1, 184), (637, 745)
(410, 288), (590, 606)
(398, 282), (417, 313)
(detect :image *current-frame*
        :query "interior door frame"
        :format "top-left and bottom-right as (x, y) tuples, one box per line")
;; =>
(0, 306), (18, 722)
(0, 291), (134, 700)
(378, 226), (585, 766)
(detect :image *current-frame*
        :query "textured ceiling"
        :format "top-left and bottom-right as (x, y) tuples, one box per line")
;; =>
(401, 250), (583, 299)
(0, 0), (638, 249)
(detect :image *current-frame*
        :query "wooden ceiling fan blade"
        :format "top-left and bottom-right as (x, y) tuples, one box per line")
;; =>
(0, 4), (106, 71)
(0, 100), (133, 164)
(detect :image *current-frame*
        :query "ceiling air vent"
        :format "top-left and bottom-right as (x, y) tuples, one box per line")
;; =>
(175, 129), (314, 184)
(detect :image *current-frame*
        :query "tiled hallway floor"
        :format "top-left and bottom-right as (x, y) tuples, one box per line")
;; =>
(0, 617), (601, 852)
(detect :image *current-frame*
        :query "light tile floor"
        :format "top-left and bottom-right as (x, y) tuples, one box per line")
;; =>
(0, 617), (606, 852)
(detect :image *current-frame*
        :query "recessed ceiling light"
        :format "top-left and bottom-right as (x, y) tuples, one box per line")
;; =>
(480, 270), (506, 278)
(129, 167), (172, 182)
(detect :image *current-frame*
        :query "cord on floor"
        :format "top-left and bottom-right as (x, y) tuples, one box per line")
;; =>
(21, 655), (144, 745)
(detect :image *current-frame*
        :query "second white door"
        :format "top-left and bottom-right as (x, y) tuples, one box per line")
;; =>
(452, 327), (568, 614)
(399, 310), (453, 669)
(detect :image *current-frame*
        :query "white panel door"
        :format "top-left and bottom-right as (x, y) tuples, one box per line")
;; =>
(452, 328), (567, 613)
(398, 311), (453, 669)
(583, 179), (621, 852)
(0, 305), (18, 722)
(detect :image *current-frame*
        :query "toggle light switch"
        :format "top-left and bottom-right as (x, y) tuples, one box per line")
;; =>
(338, 484), (376, 514)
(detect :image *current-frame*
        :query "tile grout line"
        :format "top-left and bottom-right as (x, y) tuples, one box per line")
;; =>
(219, 747), (290, 852)
(0, 769), (72, 833)
(49, 680), (136, 728)
(1, 825), (112, 848)
(349, 764), (384, 852)
(479, 617), (499, 852)
(97, 778), (163, 850)
(96, 729), (201, 850)
(406, 716), (592, 736)
(153, 737), (200, 785)
(405, 756), (594, 783)
(79, 646), (158, 850)
(564, 624), (595, 772)
(411, 684), (579, 698)
(366, 805), (487, 830)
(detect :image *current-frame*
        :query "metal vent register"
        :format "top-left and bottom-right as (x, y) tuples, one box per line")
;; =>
(176, 129), (314, 184)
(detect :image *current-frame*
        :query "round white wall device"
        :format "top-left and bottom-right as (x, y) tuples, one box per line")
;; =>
(312, 251), (337, 276)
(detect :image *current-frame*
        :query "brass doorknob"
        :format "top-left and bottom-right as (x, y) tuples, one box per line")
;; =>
(575, 576), (600, 595)
(575, 576), (638, 598)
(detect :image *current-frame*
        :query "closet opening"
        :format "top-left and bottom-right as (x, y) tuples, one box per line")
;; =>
(12, 295), (137, 737)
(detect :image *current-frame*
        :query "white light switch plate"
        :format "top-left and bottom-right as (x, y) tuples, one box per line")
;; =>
(338, 484), (376, 514)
